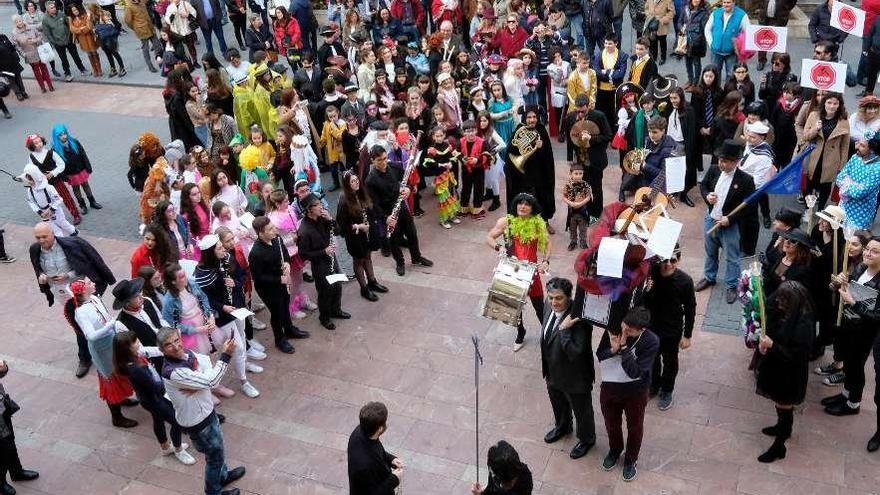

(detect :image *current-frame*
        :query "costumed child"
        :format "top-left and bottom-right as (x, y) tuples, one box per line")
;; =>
(562, 163), (592, 251)
(291, 134), (323, 197)
(232, 74), (257, 138)
(319, 104), (347, 191)
(458, 120), (493, 220)
(389, 119), (422, 216)
(405, 42), (430, 77)
(467, 86), (488, 122)
(423, 125), (462, 229)
(620, 93), (657, 201)
(52, 124), (102, 214)
(238, 143), (271, 210)
(140, 159), (171, 226)
(19, 164), (77, 237)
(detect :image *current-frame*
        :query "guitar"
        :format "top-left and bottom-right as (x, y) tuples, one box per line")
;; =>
(615, 164), (675, 238)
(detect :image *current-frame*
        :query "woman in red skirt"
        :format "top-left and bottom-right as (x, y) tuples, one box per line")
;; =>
(70, 278), (139, 428)
(52, 124), (103, 214)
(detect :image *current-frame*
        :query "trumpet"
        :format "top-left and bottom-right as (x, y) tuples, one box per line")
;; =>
(388, 130), (423, 235)
(509, 126), (540, 173)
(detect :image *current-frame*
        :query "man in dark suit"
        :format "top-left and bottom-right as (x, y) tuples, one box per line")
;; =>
(695, 139), (756, 304)
(29, 222), (116, 378)
(191, 0), (228, 55)
(541, 277), (596, 459)
(347, 401), (404, 495)
(562, 95), (613, 220)
(293, 52), (324, 103)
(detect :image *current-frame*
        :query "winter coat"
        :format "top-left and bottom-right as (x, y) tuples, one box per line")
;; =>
(124, 1), (158, 40)
(644, 0), (674, 37)
(802, 111), (850, 184)
(11, 25), (42, 65)
(684, 4), (708, 58)
(583, 0), (614, 41)
(809, 3), (848, 45)
(41, 11), (71, 46)
(164, 1), (198, 37)
(68, 14), (98, 52)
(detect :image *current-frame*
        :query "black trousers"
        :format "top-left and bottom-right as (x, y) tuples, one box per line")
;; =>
(460, 167), (485, 210)
(842, 325), (879, 403)
(389, 210), (422, 264)
(586, 165), (604, 219)
(144, 397), (183, 447)
(0, 432), (24, 482)
(597, 90), (617, 131)
(547, 383), (596, 444)
(650, 35), (667, 62)
(651, 335), (681, 393)
(866, 50), (880, 94)
(52, 42), (86, 75)
(516, 296), (544, 343)
(740, 217), (760, 257)
(873, 333), (880, 413)
(314, 262), (343, 322)
(255, 284), (295, 344)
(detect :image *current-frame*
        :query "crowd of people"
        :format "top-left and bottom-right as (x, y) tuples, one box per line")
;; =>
(4, 0), (880, 493)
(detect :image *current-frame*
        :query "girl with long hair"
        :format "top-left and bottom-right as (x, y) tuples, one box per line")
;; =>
(137, 265), (166, 310)
(336, 170), (388, 301)
(803, 93), (850, 210)
(68, 3), (102, 77)
(725, 62), (755, 107)
(689, 64), (723, 156)
(477, 111), (506, 212)
(266, 189), (317, 319)
(180, 182), (213, 254)
(51, 123), (102, 214)
(209, 169), (248, 215)
(488, 80), (516, 144)
(152, 200), (195, 260)
(131, 224), (176, 277)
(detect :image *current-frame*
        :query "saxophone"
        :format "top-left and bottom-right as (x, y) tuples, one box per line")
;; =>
(509, 126), (540, 173)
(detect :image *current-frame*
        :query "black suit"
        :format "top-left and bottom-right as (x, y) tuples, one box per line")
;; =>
(347, 425), (399, 495)
(699, 165), (755, 288)
(699, 166), (756, 225)
(293, 66), (323, 103)
(540, 304), (596, 445)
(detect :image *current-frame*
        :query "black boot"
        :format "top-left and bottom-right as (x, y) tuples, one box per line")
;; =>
(78, 198), (88, 214)
(484, 189), (494, 203)
(360, 286), (378, 301)
(88, 196), (103, 209)
(109, 403), (138, 428)
(488, 195), (501, 212)
(758, 407), (791, 463)
(367, 280), (388, 293)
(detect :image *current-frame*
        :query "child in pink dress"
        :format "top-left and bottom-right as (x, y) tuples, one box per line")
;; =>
(266, 190), (317, 319)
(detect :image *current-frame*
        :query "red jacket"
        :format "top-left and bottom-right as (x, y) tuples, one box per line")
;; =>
(866, 0), (880, 36)
(490, 26), (529, 58)
(390, 0), (426, 32)
(130, 244), (161, 278)
(233, 244), (253, 295)
(431, 0), (461, 25)
(274, 18), (303, 53)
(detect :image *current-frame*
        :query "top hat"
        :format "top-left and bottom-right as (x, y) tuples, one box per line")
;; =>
(112, 278), (145, 310)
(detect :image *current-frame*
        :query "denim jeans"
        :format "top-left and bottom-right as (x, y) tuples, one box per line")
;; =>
(570, 14), (585, 49)
(712, 52), (737, 79)
(703, 213), (741, 288)
(685, 56), (702, 84)
(188, 413), (228, 495)
(201, 16), (229, 55)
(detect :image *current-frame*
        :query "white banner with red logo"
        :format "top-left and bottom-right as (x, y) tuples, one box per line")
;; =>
(830, 1), (866, 37)
(743, 25), (788, 53)
(800, 59), (848, 93)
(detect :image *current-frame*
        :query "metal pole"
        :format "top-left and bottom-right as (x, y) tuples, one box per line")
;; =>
(471, 334), (484, 486)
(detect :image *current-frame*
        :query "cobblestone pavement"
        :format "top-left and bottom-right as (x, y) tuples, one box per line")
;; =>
(0, 4), (879, 494)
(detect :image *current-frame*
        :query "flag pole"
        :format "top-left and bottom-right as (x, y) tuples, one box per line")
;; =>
(706, 202), (748, 235)
(471, 334), (484, 486)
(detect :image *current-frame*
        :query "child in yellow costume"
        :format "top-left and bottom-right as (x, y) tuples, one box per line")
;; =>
(422, 126), (461, 229)
(239, 132), (271, 209)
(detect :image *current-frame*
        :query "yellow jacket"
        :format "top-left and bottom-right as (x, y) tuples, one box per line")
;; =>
(566, 68), (597, 111)
(320, 119), (347, 164)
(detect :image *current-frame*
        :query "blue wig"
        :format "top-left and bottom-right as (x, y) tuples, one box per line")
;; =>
(51, 124), (80, 161)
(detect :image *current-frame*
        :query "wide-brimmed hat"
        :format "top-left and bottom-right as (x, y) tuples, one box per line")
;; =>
(516, 48), (536, 61)
(816, 204), (846, 229)
(112, 278), (145, 310)
(779, 228), (814, 249)
(651, 75), (677, 100)
(715, 139), (744, 160)
(483, 7), (497, 20)
(858, 95), (880, 108)
(615, 82), (644, 106)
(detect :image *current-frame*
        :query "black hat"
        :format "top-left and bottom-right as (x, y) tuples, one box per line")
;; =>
(774, 208), (801, 228)
(112, 278), (145, 310)
(715, 139), (744, 160)
(302, 192), (322, 209)
(779, 228), (814, 248)
(321, 27), (336, 37)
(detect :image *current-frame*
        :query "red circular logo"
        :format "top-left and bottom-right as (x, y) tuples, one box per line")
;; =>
(838, 6), (857, 31)
(754, 28), (779, 51)
(810, 63), (837, 90)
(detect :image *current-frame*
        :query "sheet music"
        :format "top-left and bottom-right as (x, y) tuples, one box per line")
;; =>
(665, 156), (686, 194)
(582, 293), (611, 326)
(596, 237), (629, 278)
(849, 282), (878, 305)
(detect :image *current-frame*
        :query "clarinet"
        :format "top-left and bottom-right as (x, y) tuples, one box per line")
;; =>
(220, 257), (234, 305)
(387, 131), (423, 235)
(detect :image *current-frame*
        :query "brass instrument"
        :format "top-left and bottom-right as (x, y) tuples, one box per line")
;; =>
(509, 126), (540, 173)
(622, 148), (649, 176)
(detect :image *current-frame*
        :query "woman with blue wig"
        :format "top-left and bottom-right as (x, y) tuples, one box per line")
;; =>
(51, 124), (103, 214)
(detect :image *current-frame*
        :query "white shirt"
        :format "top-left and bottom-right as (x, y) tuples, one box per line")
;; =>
(667, 109), (684, 142)
(226, 62), (251, 85)
(710, 169), (735, 221)
(543, 310), (564, 340)
(114, 298), (169, 334)
(857, 270), (876, 285)
(163, 351), (230, 427)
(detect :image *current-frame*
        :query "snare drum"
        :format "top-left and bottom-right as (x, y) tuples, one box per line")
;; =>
(482, 256), (538, 326)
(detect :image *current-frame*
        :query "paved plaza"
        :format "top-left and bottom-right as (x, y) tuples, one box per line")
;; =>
(0, 4), (879, 494)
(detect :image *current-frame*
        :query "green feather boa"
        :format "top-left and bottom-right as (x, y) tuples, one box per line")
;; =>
(507, 214), (549, 253)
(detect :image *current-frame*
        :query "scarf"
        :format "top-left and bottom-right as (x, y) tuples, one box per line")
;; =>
(507, 214), (549, 252)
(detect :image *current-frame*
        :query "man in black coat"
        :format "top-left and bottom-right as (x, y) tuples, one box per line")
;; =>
(695, 139), (756, 304)
(293, 52), (324, 103)
(29, 222), (116, 378)
(541, 277), (596, 460)
(296, 193), (348, 330)
(562, 95), (612, 220)
(347, 401), (403, 495)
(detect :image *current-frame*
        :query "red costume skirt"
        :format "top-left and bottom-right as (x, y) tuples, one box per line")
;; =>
(98, 372), (134, 405)
(66, 170), (90, 187)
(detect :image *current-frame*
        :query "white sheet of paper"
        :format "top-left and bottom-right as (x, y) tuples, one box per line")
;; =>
(646, 216), (683, 260)
(230, 308), (255, 321)
(596, 237), (629, 278)
(831, 1), (866, 37)
(743, 25), (788, 53)
(665, 156), (686, 194)
(239, 212), (256, 230)
(179, 259), (197, 278)
(326, 274), (348, 284)
(582, 292), (611, 326)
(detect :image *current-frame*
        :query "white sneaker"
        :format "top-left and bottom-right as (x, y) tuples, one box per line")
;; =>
(247, 347), (267, 361)
(241, 381), (260, 398)
(252, 302), (266, 312)
(174, 448), (197, 465)
(161, 442), (188, 455)
(304, 300), (318, 311)
(248, 339), (265, 352)
(441, 222), (452, 229)
(451, 217), (462, 224)
(293, 310), (307, 319)
(250, 318), (267, 330)
(513, 341), (525, 352)
(246, 362), (264, 373)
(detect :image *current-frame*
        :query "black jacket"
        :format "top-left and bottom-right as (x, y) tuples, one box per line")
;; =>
(244, 24), (273, 62)
(126, 358), (169, 412)
(116, 297), (163, 347)
(29, 236), (116, 306)
(809, 3), (848, 45)
(643, 266), (696, 339)
(596, 328), (659, 391)
(842, 264), (880, 328)
(296, 215), (337, 275)
(347, 425), (398, 495)
(699, 165), (756, 226)
(582, 0), (613, 41)
(628, 56), (658, 89)
(540, 305), (595, 394)
(247, 237), (289, 291)
(292, 65), (323, 103)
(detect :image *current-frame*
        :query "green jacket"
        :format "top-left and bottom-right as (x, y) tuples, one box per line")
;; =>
(41, 11), (70, 46)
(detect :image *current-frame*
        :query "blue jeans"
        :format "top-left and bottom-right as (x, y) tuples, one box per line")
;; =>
(201, 17), (229, 55)
(195, 124), (209, 147)
(685, 55), (702, 84)
(673, 0), (684, 34)
(570, 14), (585, 49)
(712, 52), (737, 79)
(703, 213), (741, 289)
(188, 413), (228, 495)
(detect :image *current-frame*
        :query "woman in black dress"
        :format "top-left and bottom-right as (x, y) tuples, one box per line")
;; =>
(336, 170), (388, 301)
(755, 280), (816, 463)
(762, 228), (815, 299)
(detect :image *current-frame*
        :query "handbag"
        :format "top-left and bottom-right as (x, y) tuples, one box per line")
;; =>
(674, 33), (687, 56)
(37, 42), (56, 64)
(645, 18), (660, 40)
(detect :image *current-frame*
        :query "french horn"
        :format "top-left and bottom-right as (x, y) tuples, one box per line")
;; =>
(509, 126), (540, 173)
(622, 148), (649, 175)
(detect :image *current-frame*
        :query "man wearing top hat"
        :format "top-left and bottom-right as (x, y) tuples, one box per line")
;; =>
(317, 26), (347, 78)
(695, 139), (756, 304)
(112, 278), (169, 348)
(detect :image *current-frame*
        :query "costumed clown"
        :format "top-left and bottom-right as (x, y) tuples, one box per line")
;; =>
(486, 192), (552, 352)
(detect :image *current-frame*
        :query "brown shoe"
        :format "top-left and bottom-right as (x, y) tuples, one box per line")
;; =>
(694, 279), (715, 292)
